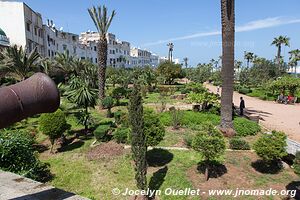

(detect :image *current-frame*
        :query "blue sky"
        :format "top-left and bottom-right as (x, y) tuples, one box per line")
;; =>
(19, 0), (300, 66)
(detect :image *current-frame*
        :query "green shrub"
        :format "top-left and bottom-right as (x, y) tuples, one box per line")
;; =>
(238, 87), (252, 94)
(293, 151), (300, 175)
(192, 123), (226, 161)
(113, 127), (130, 143)
(102, 96), (114, 117)
(170, 107), (184, 129)
(112, 87), (127, 105)
(234, 117), (261, 136)
(0, 131), (51, 182)
(39, 109), (69, 152)
(184, 134), (194, 148)
(128, 108), (165, 147)
(229, 138), (250, 150)
(253, 131), (287, 162)
(94, 125), (111, 142)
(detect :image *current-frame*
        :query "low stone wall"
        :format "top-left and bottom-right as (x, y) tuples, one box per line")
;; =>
(287, 138), (300, 155)
(0, 171), (89, 200)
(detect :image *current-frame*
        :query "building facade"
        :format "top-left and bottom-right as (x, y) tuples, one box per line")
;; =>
(0, 27), (10, 48)
(0, 1), (161, 67)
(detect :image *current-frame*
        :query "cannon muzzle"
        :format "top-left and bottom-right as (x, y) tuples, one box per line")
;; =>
(0, 73), (60, 129)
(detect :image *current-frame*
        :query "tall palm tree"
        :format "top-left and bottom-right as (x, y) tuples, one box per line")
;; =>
(220, 0), (235, 134)
(244, 51), (254, 67)
(0, 45), (40, 81)
(289, 49), (300, 74)
(183, 57), (188, 68)
(88, 5), (116, 100)
(271, 36), (290, 66)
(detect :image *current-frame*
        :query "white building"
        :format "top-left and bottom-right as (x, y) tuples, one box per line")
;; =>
(0, 1), (44, 55)
(0, 1), (160, 67)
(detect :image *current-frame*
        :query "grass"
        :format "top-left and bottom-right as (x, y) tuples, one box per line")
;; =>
(40, 142), (299, 200)
(160, 111), (261, 137)
(143, 92), (183, 104)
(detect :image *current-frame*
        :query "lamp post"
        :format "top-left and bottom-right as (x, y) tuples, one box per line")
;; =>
(167, 42), (174, 62)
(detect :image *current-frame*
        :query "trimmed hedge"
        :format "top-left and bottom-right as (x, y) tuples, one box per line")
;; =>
(229, 138), (250, 150)
(233, 117), (261, 136)
(113, 127), (130, 144)
(160, 111), (261, 137)
(94, 125), (111, 142)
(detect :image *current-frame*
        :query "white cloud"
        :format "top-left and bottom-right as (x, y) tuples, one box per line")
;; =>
(142, 17), (300, 47)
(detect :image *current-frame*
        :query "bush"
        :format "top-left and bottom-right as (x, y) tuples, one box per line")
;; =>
(113, 127), (130, 143)
(253, 131), (287, 162)
(102, 96), (114, 117)
(128, 108), (165, 147)
(170, 107), (184, 129)
(112, 87), (127, 105)
(94, 125), (111, 142)
(238, 87), (252, 94)
(192, 123), (226, 162)
(184, 134), (193, 148)
(0, 131), (51, 182)
(229, 138), (250, 150)
(293, 151), (300, 175)
(234, 117), (261, 136)
(39, 109), (69, 152)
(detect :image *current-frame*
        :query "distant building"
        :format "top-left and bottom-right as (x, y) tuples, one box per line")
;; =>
(0, 1), (160, 67)
(0, 27), (10, 48)
(0, 1), (44, 55)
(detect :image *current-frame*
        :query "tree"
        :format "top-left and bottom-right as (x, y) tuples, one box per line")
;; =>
(39, 109), (69, 153)
(66, 76), (98, 133)
(220, 0), (235, 134)
(0, 45), (40, 81)
(244, 51), (254, 67)
(128, 82), (147, 195)
(88, 5), (116, 101)
(253, 131), (287, 164)
(289, 49), (300, 74)
(192, 123), (226, 181)
(157, 61), (182, 85)
(183, 57), (188, 68)
(271, 36), (290, 66)
(269, 76), (300, 96)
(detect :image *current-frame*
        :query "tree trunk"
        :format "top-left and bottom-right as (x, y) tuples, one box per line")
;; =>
(220, 0), (235, 132)
(277, 45), (281, 65)
(205, 161), (210, 181)
(97, 36), (108, 101)
(84, 106), (88, 134)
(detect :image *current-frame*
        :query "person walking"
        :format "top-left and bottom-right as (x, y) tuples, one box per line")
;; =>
(240, 97), (245, 116)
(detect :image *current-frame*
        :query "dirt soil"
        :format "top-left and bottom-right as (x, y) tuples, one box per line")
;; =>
(187, 151), (299, 200)
(205, 83), (300, 142)
(86, 141), (125, 160)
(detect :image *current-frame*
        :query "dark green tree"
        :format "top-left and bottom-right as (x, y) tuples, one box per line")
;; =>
(129, 82), (147, 193)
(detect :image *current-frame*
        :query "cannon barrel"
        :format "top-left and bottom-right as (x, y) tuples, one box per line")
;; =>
(0, 73), (60, 129)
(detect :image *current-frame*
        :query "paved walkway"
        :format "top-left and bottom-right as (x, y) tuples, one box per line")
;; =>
(0, 171), (89, 200)
(205, 83), (300, 143)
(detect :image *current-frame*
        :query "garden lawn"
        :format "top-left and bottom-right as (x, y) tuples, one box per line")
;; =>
(40, 143), (299, 200)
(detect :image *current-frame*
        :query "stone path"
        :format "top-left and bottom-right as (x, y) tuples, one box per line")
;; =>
(205, 83), (300, 143)
(0, 171), (89, 200)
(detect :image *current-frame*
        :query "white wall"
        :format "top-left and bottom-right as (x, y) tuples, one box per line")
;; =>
(0, 2), (26, 47)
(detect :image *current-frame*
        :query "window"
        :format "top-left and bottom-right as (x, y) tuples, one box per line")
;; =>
(26, 23), (31, 32)
(81, 57), (85, 60)
(48, 50), (50, 57)
(94, 46), (96, 51)
(95, 58), (98, 63)
(34, 27), (37, 36)
(51, 51), (54, 57)
(63, 44), (67, 51)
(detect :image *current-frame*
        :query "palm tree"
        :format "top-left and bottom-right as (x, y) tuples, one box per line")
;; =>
(0, 45), (40, 81)
(289, 49), (300, 74)
(183, 57), (188, 68)
(220, 0), (235, 134)
(88, 5), (116, 101)
(271, 36), (290, 66)
(244, 51), (254, 67)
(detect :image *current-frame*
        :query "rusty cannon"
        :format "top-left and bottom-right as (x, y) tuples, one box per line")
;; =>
(0, 73), (60, 129)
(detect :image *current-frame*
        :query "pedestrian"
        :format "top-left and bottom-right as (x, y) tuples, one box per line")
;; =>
(240, 97), (245, 116)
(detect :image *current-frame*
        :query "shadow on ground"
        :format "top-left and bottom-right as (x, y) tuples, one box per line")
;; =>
(251, 160), (282, 174)
(147, 148), (173, 167)
(197, 160), (227, 178)
(286, 181), (300, 199)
